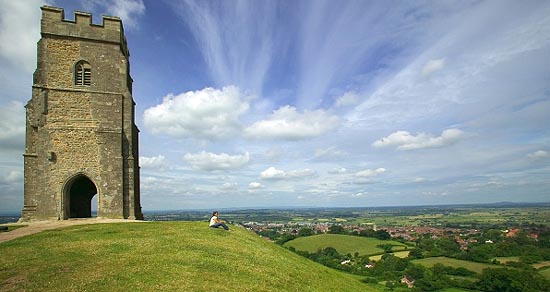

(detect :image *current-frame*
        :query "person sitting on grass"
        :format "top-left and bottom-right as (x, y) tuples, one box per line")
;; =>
(209, 211), (229, 231)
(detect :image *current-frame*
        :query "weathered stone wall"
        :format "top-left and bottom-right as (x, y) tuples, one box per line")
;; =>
(21, 6), (142, 221)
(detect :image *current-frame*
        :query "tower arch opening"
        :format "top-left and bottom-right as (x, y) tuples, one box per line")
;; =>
(65, 175), (98, 218)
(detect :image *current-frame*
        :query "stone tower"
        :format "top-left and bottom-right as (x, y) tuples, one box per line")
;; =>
(21, 6), (143, 221)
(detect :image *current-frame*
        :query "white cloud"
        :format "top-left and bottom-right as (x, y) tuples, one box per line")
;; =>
(373, 129), (465, 150)
(85, 0), (145, 30)
(107, 0), (145, 29)
(351, 192), (368, 198)
(527, 150), (549, 159)
(220, 182), (238, 190)
(264, 147), (284, 160)
(356, 168), (386, 178)
(139, 176), (159, 191)
(0, 101), (25, 151)
(0, 170), (23, 184)
(260, 167), (286, 180)
(0, 0), (45, 72)
(287, 169), (316, 178)
(314, 147), (347, 159)
(143, 86), (250, 140)
(335, 91), (360, 108)
(421, 58), (445, 76)
(260, 167), (316, 180)
(423, 191), (449, 197)
(329, 167), (349, 174)
(244, 106), (339, 140)
(184, 151), (250, 171)
(248, 182), (263, 189)
(140, 155), (166, 169)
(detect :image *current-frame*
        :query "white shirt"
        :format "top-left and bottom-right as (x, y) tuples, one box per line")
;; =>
(209, 215), (218, 226)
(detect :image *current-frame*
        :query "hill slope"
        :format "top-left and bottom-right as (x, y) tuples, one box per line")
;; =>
(0, 222), (378, 292)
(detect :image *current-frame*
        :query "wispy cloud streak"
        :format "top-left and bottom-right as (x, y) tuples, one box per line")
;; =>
(347, 0), (550, 130)
(295, 1), (449, 109)
(173, 0), (279, 95)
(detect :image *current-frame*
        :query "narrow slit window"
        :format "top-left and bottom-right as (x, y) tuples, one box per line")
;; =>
(75, 61), (91, 86)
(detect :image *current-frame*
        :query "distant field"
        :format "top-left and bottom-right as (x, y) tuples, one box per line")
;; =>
(436, 288), (479, 292)
(493, 256), (520, 264)
(533, 261), (550, 269)
(540, 268), (550, 280)
(413, 257), (503, 274)
(284, 234), (408, 256)
(350, 206), (550, 227)
(368, 250), (410, 261)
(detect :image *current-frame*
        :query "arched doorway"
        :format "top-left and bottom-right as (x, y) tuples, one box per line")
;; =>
(66, 175), (98, 218)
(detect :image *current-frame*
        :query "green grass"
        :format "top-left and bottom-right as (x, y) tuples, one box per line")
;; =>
(436, 288), (479, 292)
(283, 234), (407, 256)
(493, 256), (520, 264)
(540, 268), (550, 280)
(368, 250), (410, 261)
(533, 261), (550, 269)
(0, 222), (380, 292)
(413, 257), (503, 274)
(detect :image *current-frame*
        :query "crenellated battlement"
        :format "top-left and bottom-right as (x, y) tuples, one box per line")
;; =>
(40, 6), (129, 57)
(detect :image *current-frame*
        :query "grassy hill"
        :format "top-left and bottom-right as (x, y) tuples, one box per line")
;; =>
(283, 234), (408, 256)
(0, 222), (380, 292)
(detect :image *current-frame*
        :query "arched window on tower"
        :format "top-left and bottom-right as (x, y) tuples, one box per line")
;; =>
(75, 61), (91, 86)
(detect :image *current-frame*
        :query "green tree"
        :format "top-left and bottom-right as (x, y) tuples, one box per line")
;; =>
(275, 234), (296, 245)
(417, 238), (435, 252)
(329, 225), (345, 234)
(463, 243), (495, 262)
(408, 248), (424, 259)
(375, 229), (391, 240)
(495, 241), (519, 257)
(359, 229), (376, 237)
(377, 243), (394, 253)
(404, 264), (425, 280)
(298, 227), (314, 237)
(537, 230), (550, 248)
(510, 231), (535, 246)
(477, 268), (550, 292)
(483, 229), (503, 242)
(436, 238), (461, 256)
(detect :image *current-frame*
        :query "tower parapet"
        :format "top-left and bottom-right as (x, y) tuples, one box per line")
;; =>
(40, 6), (129, 57)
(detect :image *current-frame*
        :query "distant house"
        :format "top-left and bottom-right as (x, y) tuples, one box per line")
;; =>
(401, 275), (415, 288)
(365, 263), (375, 269)
(506, 228), (520, 238)
(340, 259), (352, 265)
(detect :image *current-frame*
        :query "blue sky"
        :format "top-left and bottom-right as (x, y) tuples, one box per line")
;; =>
(1, 0), (549, 213)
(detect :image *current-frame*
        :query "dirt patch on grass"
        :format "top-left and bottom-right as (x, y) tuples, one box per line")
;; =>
(1, 274), (28, 292)
(0, 218), (147, 244)
(533, 261), (550, 269)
